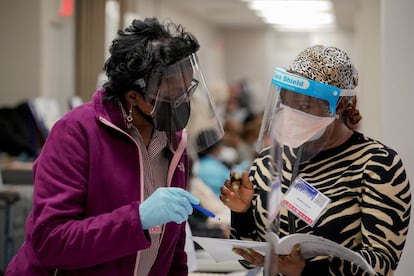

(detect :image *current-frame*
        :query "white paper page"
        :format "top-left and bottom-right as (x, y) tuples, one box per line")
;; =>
(192, 236), (268, 262)
(193, 235), (375, 275)
(269, 233), (376, 275)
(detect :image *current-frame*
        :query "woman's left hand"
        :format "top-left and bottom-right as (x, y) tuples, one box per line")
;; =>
(232, 244), (305, 276)
(232, 247), (265, 267)
(278, 244), (305, 276)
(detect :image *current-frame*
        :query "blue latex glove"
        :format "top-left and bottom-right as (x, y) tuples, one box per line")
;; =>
(139, 187), (200, 230)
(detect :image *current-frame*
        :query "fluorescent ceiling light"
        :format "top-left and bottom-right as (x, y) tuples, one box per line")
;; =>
(248, 0), (332, 11)
(259, 10), (334, 25)
(244, 0), (336, 31)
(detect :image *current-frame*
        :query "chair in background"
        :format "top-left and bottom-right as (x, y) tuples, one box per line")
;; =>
(0, 190), (20, 272)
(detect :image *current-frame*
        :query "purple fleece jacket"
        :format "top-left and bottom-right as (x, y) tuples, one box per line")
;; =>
(6, 90), (190, 275)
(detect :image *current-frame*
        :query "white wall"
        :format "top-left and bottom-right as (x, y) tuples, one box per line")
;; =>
(353, 0), (381, 139)
(0, 0), (42, 106)
(40, 0), (75, 113)
(380, 0), (414, 275)
(0, 0), (74, 114)
(221, 27), (271, 114)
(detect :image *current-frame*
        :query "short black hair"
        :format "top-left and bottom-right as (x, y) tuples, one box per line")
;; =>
(103, 17), (200, 103)
(196, 128), (222, 157)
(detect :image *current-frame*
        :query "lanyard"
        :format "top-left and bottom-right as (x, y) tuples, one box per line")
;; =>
(287, 145), (303, 234)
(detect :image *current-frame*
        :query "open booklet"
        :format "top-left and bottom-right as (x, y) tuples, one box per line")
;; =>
(192, 232), (376, 275)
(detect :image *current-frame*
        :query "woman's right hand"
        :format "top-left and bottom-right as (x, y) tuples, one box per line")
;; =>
(220, 171), (254, 213)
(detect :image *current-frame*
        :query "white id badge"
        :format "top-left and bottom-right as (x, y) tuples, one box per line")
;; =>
(281, 177), (330, 226)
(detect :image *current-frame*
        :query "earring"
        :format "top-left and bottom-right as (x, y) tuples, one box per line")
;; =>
(126, 105), (134, 122)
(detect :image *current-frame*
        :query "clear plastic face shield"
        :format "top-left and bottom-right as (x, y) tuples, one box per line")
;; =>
(143, 53), (224, 152)
(257, 68), (355, 275)
(256, 67), (351, 162)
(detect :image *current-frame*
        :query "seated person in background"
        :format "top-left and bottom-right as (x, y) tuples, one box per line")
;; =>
(189, 161), (230, 240)
(196, 129), (231, 197)
(188, 130), (231, 243)
(237, 112), (264, 170)
(221, 114), (263, 172)
(221, 118), (244, 167)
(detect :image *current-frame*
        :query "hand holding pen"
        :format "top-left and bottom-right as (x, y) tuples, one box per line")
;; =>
(191, 203), (221, 220)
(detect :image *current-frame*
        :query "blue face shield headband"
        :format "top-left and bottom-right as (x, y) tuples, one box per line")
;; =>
(272, 68), (355, 115)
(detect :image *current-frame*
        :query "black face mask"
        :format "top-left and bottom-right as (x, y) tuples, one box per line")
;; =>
(152, 101), (191, 132)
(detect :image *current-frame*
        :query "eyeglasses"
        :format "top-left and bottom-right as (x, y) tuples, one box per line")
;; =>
(280, 89), (332, 117)
(151, 78), (199, 108)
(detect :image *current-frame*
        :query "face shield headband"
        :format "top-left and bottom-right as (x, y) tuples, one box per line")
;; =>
(272, 68), (352, 115)
(136, 53), (224, 153)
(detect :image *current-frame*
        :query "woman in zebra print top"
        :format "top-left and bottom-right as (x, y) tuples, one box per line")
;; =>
(220, 45), (411, 276)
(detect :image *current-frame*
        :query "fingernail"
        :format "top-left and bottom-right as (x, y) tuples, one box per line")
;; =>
(244, 248), (251, 254)
(225, 198), (230, 202)
(233, 173), (241, 180)
(229, 191), (235, 197)
(296, 246), (301, 253)
(232, 185), (239, 191)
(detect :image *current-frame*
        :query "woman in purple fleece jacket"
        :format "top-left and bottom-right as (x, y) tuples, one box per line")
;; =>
(6, 17), (223, 275)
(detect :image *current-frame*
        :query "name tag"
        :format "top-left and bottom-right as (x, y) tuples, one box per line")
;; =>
(281, 177), (330, 226)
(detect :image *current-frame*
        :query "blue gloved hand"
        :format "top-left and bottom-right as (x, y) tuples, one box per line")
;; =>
(139, 187), (200, 230)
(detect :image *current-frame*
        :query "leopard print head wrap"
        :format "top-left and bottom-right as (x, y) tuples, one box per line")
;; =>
(288, 45), (358, 90)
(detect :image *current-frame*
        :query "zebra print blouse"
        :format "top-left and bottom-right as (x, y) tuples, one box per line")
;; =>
(231, 131), (411, 276)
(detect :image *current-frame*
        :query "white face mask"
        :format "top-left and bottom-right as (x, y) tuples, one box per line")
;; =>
(272, 105), (335, 148)
(218, 146), (239, 164)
